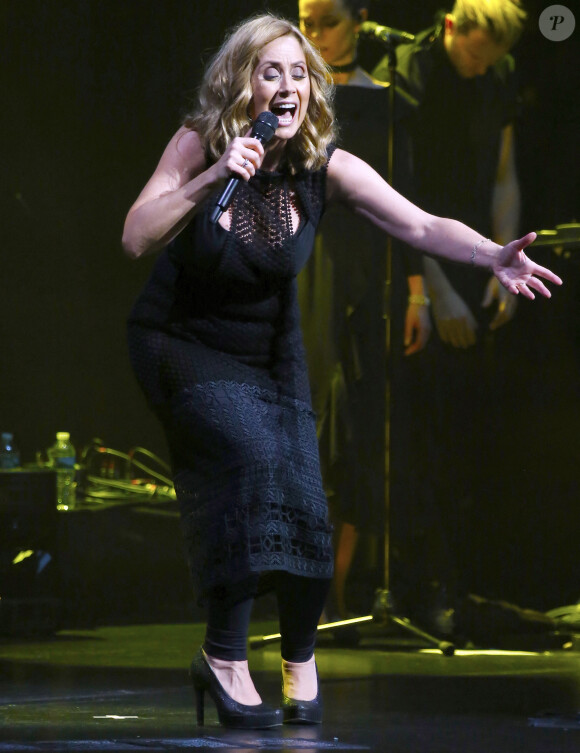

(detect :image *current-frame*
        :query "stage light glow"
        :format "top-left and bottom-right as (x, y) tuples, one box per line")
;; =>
(12, 550), (34, 565)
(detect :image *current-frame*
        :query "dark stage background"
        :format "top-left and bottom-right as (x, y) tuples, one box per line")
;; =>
(1, 1), (579, 612)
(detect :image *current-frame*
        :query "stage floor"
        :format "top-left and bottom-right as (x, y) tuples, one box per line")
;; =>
(0, 621), (579, 752)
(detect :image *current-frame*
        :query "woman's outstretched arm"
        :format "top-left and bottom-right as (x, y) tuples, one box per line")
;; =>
(327, 148), (562, 299)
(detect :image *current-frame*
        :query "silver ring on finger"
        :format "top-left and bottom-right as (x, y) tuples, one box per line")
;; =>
(242, 158), (249, 168)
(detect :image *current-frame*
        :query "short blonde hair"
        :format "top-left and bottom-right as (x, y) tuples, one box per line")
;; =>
(185, 14), (336, 173)
(452, 0), (527, 48)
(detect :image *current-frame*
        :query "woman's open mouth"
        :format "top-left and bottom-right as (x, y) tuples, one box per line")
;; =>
(270, 103), (297, 126)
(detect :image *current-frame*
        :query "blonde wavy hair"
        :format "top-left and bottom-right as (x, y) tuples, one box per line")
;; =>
(184, 14), (336, 173)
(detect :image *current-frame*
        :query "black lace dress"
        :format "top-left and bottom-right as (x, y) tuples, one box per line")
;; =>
(127, 154), (335, 604)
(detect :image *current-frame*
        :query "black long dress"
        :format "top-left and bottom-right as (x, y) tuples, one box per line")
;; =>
(127, 153), (335, 605)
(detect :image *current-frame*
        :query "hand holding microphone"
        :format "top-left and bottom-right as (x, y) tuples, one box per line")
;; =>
(210, 111), (279, 224)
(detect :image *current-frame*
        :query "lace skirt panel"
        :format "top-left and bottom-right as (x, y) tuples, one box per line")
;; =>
(127, 324), (334, 604)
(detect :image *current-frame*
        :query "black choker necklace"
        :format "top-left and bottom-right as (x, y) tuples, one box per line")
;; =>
(329, 58), (358, 74)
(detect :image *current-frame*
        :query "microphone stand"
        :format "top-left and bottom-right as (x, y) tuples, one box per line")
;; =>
(362, 41), (455, 655)
(249, 33), (455, 657)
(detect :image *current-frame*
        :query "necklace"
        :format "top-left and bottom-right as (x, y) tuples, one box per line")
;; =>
(329, 57), (358, 74)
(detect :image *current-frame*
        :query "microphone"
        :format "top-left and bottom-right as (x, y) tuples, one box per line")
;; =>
(210, 111), (279, 224)
(359, 21), (415, 46)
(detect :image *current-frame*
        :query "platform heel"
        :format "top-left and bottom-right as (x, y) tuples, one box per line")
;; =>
(189, 648), (283, 729)
(282, 660), (323, 724)
(192, 681), (205, 726)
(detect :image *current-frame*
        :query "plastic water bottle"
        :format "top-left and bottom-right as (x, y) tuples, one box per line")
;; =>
(48, 431), (76, 510)
(0, 432), (21, 469)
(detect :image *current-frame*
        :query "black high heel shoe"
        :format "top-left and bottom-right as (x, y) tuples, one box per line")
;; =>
(282, 665), (323, 724)
(189, 648), (283, 729)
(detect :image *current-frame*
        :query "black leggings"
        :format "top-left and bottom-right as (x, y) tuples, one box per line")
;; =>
(204, 573), (331, 662)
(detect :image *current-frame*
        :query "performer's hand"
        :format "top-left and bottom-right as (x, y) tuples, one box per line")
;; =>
(431, 286), (478, 349)
(492, 232), (563, 298)
(216, 132), (265, 183)
(482, 276), (517, 331)
(404, 302), (431, 355)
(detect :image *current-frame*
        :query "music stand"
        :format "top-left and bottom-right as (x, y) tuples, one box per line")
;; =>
(250, 43), (454, 657)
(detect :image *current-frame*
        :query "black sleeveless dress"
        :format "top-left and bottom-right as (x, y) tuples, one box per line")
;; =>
(127, 154), (335, 604)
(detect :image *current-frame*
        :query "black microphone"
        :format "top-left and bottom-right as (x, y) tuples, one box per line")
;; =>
(210, 111), (279, 224)
(359, 21), (415, 46)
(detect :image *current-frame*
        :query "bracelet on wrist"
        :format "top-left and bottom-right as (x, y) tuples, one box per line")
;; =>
(408, 294), (431, 306)
(471, 237), (491, 266)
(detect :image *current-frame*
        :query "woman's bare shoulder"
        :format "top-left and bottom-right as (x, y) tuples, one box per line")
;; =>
(163, 126), (207, 181)
(327, 147), (377, 199)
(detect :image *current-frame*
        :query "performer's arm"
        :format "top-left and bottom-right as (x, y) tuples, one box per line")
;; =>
(482, 124), (521, 329)
(327, 148), (561, 298)
(423, 257), (478, 348)
(404, 273), (432, 355)
(492, 125), (520, 245)
(122, 128), (264, 259)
